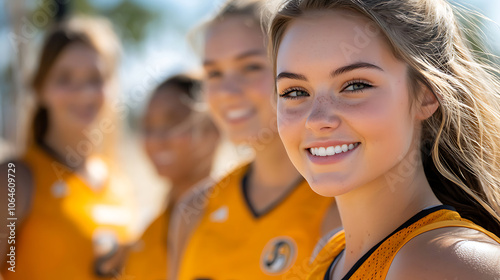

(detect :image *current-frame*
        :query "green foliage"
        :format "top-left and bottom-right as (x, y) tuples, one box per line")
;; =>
(33, 0), (161, 45)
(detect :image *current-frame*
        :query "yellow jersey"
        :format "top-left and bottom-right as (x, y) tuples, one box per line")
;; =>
(122, 205), (170, 279)
(179, 164), (334, 280)
(2, 143), (134, 280)
(307, 205), (500, 280)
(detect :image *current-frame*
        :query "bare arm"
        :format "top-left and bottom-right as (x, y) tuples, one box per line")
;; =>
(0, 160), (33, 269)
(386, 227), (500, 280)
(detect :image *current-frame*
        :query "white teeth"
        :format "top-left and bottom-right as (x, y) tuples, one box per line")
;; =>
(309, 143), (359, 157)
(335, 146), (342, 153)
(227, 108), (252, 120)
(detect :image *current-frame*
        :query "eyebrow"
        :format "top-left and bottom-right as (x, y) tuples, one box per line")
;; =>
(203, 49), (266, 66)
(276, 62), (383, 82)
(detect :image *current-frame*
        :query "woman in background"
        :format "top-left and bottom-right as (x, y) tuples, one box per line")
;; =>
(171, 1), (342, 279)
(0, 16), (136, 279)
(123, 74), (220, 279)
(269, 0), (500, 279)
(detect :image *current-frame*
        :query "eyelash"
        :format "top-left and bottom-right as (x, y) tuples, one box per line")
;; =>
(279, 80), (373, 100)
(342, 80), (373, 92)
(279, 87), (309, 99)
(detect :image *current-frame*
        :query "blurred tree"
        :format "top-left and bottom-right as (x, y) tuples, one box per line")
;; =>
(33, 0), (160, 45)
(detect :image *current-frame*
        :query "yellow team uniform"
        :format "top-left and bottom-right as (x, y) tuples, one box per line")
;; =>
(307, 205), (500, 280)
(179, 164), (334, 280)
(123, 205), (170, 279)
(2, 143), (134, 280)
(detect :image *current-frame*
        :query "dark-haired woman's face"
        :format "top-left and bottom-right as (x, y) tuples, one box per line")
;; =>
(142, 87), (217, 182)
(40, 43), (107, 132)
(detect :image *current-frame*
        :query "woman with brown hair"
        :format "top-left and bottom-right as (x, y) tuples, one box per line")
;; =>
(268, 0), (500, 279)
(0, 16), (135, 279)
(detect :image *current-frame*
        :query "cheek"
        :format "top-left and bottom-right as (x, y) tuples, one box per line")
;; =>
(143, 137), (158, 157)
(40, 86), (72, 111)
(204, 87), (224, 119)
(353, 90), (415, 167)
(277, 103), (307, 159)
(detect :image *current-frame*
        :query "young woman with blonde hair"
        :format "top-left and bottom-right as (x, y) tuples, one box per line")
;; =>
(170, 0), (342, 279)
(268, 0), (500, 279)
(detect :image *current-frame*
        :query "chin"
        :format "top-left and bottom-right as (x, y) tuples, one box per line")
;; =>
(304, 172), (354, 198)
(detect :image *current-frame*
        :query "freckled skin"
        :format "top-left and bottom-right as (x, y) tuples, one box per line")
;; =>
(276, 10), (416, 197)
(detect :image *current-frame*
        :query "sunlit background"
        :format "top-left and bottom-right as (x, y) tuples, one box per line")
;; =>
(0, 0), (499, 230)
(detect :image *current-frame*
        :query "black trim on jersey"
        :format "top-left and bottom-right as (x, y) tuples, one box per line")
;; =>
(324, 205), (456, 280)
(324, 249), (344, 280)
(241, 166), (305, 219)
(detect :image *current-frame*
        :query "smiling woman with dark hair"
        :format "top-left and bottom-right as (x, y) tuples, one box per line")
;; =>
(0, 16), (135, 280)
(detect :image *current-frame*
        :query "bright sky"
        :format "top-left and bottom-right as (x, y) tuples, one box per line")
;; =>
(116, 0), (500, 111)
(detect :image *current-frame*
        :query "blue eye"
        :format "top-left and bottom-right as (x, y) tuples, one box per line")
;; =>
(343, 81), (372, 92)
(279, 88), (309, 99)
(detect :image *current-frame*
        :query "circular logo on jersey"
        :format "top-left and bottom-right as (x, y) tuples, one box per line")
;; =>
(260, 236), (297, 275)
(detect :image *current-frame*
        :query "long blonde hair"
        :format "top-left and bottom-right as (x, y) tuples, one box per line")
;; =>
(268, 0), (500, 235)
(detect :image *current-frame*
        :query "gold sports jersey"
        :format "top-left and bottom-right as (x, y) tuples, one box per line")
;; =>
(179, 164), (334, 280)
(2, 143), (134, 280)
(122, 206), (170, 279)
(307, 205), (500, 279)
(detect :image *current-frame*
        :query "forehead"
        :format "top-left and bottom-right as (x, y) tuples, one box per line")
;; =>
(53, 43), (104, 72)
(203, 16), (266, 63)
(276, 10), (395, 75)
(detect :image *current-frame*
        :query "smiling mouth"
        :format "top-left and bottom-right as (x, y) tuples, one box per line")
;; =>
(307, 142), (360, 157)
(225, 108), (255, 122)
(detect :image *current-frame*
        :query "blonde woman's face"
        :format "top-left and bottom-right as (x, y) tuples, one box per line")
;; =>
(202, 16), (277, 145)
(40, 43), (107, 131)
(276, 10), (426, 197)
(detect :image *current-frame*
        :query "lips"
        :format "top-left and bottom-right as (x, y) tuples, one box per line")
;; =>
(305, 141), (361, 165)
(152, 151), (175, 166)
(224, 107), (255, 123)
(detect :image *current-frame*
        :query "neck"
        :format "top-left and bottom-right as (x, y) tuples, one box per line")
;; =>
(169, 161), (212, 206)
(335, 160), (441, 276)
(250, 132), (300, 189)
(43, 123), (93, 169)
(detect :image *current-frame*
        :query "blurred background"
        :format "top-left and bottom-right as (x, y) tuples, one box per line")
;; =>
(0, 0), (499, 230)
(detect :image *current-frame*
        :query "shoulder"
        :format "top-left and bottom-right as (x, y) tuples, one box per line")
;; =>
(386, 226), (500, 280)
(167, 176), (219, 280)
(173, 176), (218, 225)
(0, 160), (34, 267)
(1, 160), (34, 218)
(310, 226), (343, 263)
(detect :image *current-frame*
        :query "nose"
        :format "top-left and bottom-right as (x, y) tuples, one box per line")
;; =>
(305, 94), (341, 133)
(218, 72), (243, 97)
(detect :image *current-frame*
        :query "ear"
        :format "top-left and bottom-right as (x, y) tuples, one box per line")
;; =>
(415, 85), (439, 120)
